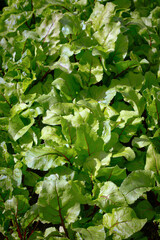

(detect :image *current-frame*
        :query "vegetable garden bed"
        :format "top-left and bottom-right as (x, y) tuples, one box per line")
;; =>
(0, 0), (160, 239)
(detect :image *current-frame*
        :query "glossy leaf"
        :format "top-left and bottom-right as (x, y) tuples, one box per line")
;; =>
(103, 207), (147, 240)
(24, 145), (74, 170)
(95, 181), (127, 212)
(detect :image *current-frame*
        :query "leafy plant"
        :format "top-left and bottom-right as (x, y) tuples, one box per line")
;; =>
(0, 0), (160, 239)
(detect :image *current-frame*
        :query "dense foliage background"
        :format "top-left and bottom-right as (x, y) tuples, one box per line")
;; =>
(0, 0), (160, 239)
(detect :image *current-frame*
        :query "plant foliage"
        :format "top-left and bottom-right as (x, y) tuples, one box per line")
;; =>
(0, 0), (160, 239)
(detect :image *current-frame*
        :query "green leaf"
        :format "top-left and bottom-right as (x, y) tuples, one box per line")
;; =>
(94, 21), (121, 53)
(43, 103), (74, 126)
(103, 207), (147, 240)
(75, 125), (104, 156)
(1, 0), (160, 238)
(0, 173), (13, 201)
(132, 135), (150, 148)
(143, 86), (160, 128)
(115, 60), (139, 75)
(0, 11), (33, 35)
(113, 0), (131, 8)
(97, 165), (126, 186)
(101, 120), (111, 144)
(89, 2), (115, 30)
(23, 170), (40, 187)
(5, 195), (30, 215)
(20, 204), (39, 229)
(95, 181), (127, 212)
(111, 34), (128, 62)
(37, 12), (62, 44)
(120, 170), (155, 204)
(113, 146), (135, 161)
(83, 151), (111, 177)
(143, 71), (159, 90)
(60, 13), (80, 37)
(41, 126), (66, 145)
(24, 145), (73, 170)
(118, 87), (145, 115)
(24, 231), (43, 240)
(13, 166), (22, 187)
(74, 225), (106, 240)
(75, 99), (103, 119)
(89, 2), (120, 53)
(110, 72), (144, 91)
(44, 227), (64, 239)
(78, 86), (116, 106)
(135, 200), (155, 220)
(78, 51), (103, 86)
(0, 142), (14, 167)
(8, 115), (34, 141)
(38, 175), (82, 225)
(125, 150), (146, 172)
(145, 144), (160, 174)
(52, 55), (73, 73)
(53, 73), (80, 101)
(36, 89), (61, 110)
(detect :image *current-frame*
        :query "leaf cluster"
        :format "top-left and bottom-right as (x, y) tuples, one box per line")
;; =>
(0, 0), (160, 239)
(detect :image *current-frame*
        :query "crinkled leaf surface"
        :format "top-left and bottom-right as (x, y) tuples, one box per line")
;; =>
(24, 145), (74, 170)
(89, 2), (120, 53)
(95, 181), (127, 212)
(1, 0), (160, 239)
(120, 170), (155, 204)
(37, 174), (86, 224)
(74, 225), (106, 240)
(103, 207), (147, 240)
(78, 51), (103, 86)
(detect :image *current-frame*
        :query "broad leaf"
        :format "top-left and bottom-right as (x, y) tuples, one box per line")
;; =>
(145, 144), (160, 174)
(95, 181), (127, 212)
(120, 170), (155, 204)
(78, 51), (103, 86)
(97, 165), (126, 186)
(24, 145), (74, 170)
(37, 175), (84, 225)
(8, 115), (34, 141)
(113, 146), (135, 161)
(74, 225), (106, 240)
(103, 207), (147, 240)
(89, 2), (120, 53)
(135, 200), (155, 221)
